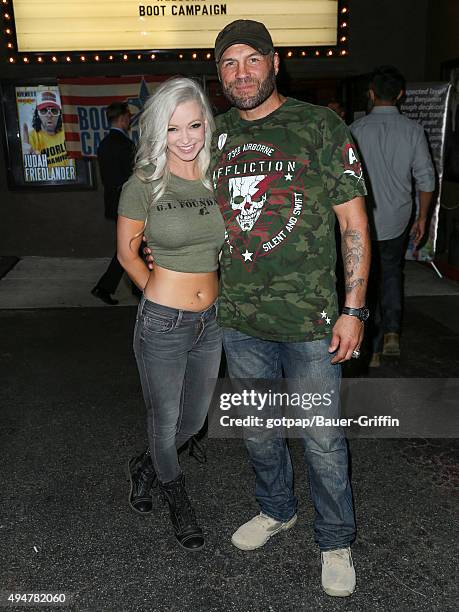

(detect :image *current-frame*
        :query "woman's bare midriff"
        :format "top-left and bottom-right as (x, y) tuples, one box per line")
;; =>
(143, 264), (218, 312)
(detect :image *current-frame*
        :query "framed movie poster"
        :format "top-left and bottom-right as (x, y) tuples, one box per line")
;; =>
(1, 81), (94, 189)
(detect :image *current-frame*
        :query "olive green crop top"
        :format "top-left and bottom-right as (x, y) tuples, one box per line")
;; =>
(118, 170), (225, 273)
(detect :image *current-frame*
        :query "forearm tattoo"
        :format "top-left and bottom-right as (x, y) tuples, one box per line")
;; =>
(342, 229), (365, 294)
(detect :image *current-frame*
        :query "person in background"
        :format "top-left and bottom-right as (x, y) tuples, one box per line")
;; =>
(117, 78), (225, 551)
(351, 66), (435, 366)
(328, 99), (346, 121)
(91, 102), (135, 305)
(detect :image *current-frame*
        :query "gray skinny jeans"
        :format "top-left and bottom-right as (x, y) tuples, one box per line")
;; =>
(133, 295), (222, 483)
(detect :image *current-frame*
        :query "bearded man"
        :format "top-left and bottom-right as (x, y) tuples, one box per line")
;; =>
(211, 20), (370, 597)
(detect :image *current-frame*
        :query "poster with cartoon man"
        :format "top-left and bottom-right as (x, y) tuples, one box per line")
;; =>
(16, 85), (77, 183)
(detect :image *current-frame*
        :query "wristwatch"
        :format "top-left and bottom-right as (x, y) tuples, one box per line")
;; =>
(342, 306), (370, 322)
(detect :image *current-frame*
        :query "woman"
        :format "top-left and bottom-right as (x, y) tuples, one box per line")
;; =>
(117, 78), (225, 551)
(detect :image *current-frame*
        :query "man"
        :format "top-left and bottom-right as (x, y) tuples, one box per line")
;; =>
(23, 87), (75, 170)
(327, 99), (346, 121)
(91, 102), (136, 305)
(351, 66), (435, 366)
(212, 20), (370, 597)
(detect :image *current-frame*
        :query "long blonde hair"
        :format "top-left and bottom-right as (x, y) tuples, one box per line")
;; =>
(135, 77), (215, 200)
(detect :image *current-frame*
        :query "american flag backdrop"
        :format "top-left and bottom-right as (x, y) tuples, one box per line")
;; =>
(58, 75), (167, 158)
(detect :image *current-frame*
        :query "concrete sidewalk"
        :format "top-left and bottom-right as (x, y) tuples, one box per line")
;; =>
(0, 257), (458, 309)
(0, 257), (138, 309)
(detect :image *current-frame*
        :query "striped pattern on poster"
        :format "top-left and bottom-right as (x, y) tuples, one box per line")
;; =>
(58, 76), (166, 158)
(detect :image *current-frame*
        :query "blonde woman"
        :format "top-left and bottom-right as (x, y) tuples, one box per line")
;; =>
(117, 78), (225, 551)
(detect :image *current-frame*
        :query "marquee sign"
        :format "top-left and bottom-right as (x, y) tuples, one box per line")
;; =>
(3, 0), (349, 62)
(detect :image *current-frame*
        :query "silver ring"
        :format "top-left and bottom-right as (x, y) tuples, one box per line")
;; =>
(351, 350), (361, 359)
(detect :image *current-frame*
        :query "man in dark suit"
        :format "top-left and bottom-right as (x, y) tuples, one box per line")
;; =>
(91, 102), (136, 305)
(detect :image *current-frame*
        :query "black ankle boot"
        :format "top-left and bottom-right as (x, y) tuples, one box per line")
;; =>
(160, 473), (204, 551)
(128, 449), (157, 514)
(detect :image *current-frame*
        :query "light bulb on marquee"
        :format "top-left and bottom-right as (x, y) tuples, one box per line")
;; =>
(52, 56), (57, 62)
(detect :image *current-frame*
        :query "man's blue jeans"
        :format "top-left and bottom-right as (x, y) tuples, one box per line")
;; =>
(223, 329), (356, 551)
(133, 296), (222, 483)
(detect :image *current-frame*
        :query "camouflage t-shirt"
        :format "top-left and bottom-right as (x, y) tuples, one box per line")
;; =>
(211, 98), (367, 342)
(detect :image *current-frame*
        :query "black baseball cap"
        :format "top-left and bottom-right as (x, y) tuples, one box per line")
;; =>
(215, 19), (274, 63)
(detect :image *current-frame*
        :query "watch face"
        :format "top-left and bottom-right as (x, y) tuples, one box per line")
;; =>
(360, 307), (370, 321)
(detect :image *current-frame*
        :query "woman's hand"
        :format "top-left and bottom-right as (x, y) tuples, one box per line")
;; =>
(142, 236), (155, 270)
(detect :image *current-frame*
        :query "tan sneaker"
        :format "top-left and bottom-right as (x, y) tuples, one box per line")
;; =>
(383, 332), (400, 356)
(231, 512), (297, 551)
(321, 547), (356, 597)
(369, 352), (381, 368)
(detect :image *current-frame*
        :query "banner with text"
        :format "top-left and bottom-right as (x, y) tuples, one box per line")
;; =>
(58, 76), (166, 158)
(12, 0), (338, 52)
(401, 82), (452, 261)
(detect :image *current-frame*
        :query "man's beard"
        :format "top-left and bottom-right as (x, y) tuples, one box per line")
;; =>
(222, 65), (276, 111)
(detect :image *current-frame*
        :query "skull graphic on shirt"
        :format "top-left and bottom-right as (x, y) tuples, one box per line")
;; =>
(229, 175), (267, 231)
